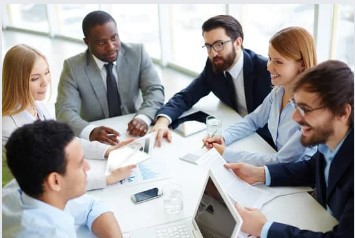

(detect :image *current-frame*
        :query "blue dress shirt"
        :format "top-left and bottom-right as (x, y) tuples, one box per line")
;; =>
(2, 180), (110, 237)
(222, 87), (316, 166)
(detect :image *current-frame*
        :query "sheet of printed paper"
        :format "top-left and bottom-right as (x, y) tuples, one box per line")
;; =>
(196, 148), (271, 208)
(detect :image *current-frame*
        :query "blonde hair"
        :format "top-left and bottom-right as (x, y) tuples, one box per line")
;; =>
(270, 26), (317, 70)
(2, 44), (49, 116)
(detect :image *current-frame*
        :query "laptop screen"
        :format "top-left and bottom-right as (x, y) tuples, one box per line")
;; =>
(194, 177), (237, 238)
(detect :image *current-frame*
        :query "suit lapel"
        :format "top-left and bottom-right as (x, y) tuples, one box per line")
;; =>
(84, 51), (109, 117)
(315, 152), (327, 207)
(326, 130), (354, 200)
(242, 50), (254, 113)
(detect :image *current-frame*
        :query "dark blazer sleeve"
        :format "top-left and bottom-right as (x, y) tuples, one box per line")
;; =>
(156, 60), (214, 121)
(267, 159), (316, 187)
(266, 131), (354, 238)
(268, 197), (353, 238)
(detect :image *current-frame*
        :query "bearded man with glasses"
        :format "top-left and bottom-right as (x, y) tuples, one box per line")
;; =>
(226, 60), (354, 238)
(153, 15), (272, 147)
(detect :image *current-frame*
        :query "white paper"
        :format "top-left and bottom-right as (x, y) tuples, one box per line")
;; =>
(196, 149), (313, 210)
(105, 132), (155, 175)
(196, 148), (271, 208)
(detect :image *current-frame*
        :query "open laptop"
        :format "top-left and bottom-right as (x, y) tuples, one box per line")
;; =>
(129, 170), (242, 238)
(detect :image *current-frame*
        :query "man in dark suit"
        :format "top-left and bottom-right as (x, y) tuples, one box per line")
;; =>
(56, 11), (164, 145)
(225, 60), (353, 238)
(152, 15), (272, 147)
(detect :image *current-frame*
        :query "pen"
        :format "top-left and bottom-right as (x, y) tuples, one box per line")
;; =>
(201, 129), (217, 148)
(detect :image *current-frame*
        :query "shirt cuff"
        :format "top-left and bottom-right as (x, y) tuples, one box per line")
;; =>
(135, 114), (152, 126)
(156, 114), (172, 124)
(264, 166), (271, 186)
(261, 221), (273, 238)
(86, 170), (107, 191)
(80, 124), (97, 140)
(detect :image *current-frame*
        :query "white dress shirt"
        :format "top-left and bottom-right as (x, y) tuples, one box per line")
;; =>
(2, 101), (109, 190)
(227, 52), (248, 117)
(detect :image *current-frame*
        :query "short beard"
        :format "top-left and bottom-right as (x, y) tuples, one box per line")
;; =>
(211, 45), (237, 74)
(300, 126), (334, 147)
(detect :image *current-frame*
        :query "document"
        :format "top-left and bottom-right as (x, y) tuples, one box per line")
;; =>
(105, 132), (155, 175)
(196, 149), (312, 209)
(196, 148), (271, 208)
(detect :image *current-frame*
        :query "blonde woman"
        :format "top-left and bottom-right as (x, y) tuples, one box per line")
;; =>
(2, 44), (135, 190)
(203, 27), (318, 165)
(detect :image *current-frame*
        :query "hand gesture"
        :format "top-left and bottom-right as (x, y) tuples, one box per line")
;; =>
(235, 203), (267, 237)
(224, 162), (265, 185)
(202, 135), (225, 153)
(127, 118), (148, 137)
(106, 164), (137, 185)
(151, 117), (171, 147)
(90, 126), (119, 145)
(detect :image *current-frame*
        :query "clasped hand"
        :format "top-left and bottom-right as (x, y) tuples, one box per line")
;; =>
(202, 135), (226, 155)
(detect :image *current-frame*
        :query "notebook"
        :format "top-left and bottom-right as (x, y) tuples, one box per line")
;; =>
(129, 170), (242, 238)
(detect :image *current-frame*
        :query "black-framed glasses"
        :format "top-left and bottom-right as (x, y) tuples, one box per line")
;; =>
(289, 98), (326, 117)
(202, 40), (232, 53)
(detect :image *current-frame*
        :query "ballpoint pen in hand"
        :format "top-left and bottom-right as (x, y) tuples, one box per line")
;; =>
(201, 129), (217, 148)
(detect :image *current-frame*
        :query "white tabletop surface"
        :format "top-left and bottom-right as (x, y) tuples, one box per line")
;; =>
(77, 95), (338, 237)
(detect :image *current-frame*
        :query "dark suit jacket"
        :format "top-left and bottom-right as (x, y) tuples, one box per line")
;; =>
(157, 49), (273, 145)
(158, 49), (271, 119)
(266, 129), (354, 238)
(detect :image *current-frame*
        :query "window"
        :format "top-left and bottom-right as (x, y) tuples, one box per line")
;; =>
(169, 4), (226, 72)
(110, 4), (160, 60)
(6, 4), (49, 33)
(237, 4), (315, 58)
(56, 4), (99, 39)
(334, 4), (354, 69)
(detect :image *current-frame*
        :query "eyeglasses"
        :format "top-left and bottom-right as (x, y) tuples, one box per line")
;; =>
(203, 40), (232, 53)
(289, 98), (326, 117)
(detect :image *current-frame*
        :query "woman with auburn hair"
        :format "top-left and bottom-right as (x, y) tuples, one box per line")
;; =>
(203, 26), (317, 165)
(2, 44), (135, 190)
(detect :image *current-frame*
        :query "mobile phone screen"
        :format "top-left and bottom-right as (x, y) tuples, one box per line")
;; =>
(131, 188), (161, 204)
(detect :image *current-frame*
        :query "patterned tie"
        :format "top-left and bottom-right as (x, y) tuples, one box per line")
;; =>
(105, 63), (122, 117)
(225, 71), (237, 110)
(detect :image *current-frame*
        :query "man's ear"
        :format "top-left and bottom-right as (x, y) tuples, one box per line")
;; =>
(340, 103), (352, 122)
(46, 172), (62, 192)
(233, 37), (243, 49)
(83, 38), (88, 46)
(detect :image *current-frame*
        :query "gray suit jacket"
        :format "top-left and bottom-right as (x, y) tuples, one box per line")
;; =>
(55, 43), (165, 136)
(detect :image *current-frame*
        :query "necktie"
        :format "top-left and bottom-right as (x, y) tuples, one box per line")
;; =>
(105, 63), (122, 117)
(225, 71), (237, 110)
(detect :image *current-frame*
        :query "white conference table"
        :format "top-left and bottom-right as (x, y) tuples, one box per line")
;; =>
(77, 96), (338, 237)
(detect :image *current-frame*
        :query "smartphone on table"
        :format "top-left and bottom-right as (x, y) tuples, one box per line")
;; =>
(131, 187), (162, 204)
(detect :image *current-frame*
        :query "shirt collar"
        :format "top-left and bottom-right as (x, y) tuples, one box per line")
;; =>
(92, 54), (116, 71)
(21, 190), (75, 227)
(225, 52), (243, 79)
(318, 130), (351, 162)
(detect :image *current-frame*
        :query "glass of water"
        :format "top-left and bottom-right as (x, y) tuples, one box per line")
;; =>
(206, 116), (222, 137)
(163, 183), (183, 215)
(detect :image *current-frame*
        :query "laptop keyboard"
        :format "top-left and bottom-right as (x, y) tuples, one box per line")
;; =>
(155, 223), (192, 238)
